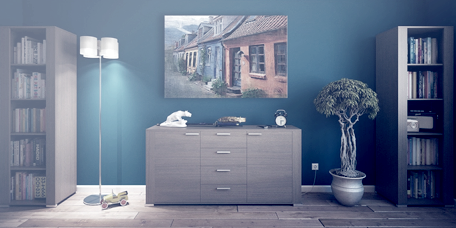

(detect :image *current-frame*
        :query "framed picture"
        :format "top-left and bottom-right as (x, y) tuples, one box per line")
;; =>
(165, 15), (288, 98)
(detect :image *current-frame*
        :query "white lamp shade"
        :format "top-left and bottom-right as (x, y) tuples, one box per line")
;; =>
(100, 37), (119, 59)
(80, 36), (98, 58)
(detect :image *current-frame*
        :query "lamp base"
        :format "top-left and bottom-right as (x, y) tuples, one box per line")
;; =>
(83, 194), (107, 206)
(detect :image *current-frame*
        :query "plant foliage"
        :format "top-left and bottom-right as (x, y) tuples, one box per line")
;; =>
(199, 47), (206, 76)
(211, 78), (227, 95)
(314, 78), (379, 177)
(242, 88), (267, 98)
(188, 72), (201, 81)
(202, 75), (212, 84)
(178, 56), (187, 75)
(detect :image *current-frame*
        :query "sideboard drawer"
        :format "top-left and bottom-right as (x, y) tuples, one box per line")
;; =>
(201, 165), (247, 185)
(201, 131), (246, 148)
(201, 148), (246, 166)
(201, 185), (247, 203)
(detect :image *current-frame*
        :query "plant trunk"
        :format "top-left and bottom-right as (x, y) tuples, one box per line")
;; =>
(338, 114), (358, 177)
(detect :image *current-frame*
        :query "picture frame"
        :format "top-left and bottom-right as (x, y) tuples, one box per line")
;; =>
(164, 15), (288, 98)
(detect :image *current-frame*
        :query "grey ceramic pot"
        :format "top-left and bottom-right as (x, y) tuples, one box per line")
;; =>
(329, 168), (366, 207)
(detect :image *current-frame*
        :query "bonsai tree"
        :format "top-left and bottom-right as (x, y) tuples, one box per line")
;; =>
(314, 78), (379, 178)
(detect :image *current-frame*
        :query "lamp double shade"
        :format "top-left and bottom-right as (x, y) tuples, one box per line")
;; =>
(80, 36), (118, 59)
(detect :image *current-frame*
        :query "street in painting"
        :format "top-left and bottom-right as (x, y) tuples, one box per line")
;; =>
(164, 15), (288, 98)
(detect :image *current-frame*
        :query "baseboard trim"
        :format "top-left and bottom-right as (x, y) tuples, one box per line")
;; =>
(76, 185), (376, 194)
(76, 185), (146, 194)
(301, 185), (376, 193)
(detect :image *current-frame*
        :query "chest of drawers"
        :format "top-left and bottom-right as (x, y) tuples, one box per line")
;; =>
(146, 125), (301, 205)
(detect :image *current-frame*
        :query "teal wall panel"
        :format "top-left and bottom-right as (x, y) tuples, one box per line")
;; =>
(0, 0), (22, 26)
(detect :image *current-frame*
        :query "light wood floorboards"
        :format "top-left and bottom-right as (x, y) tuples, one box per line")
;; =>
(0, 191), (455, 227)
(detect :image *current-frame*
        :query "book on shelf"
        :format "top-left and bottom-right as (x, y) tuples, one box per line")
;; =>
(31, 72), (45, 99)
(407, 71), (438, 99)
(407, 137), (438, 166)
(408, 36), (438, 64)
(34, 176), (46, 198)
(11, 172), (46, 201)
(13, 36), (46, 65)
(407, 170), (438, 200)
(10, 138), (46, 167)
(12, 70), (45, 99)
(12, 108), (45, 133)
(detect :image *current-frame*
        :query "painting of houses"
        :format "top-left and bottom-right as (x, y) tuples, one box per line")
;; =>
(164, 15), (288, 98)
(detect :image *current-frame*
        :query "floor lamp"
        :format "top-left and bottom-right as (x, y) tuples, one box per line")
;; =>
(80, 36), (119, 205)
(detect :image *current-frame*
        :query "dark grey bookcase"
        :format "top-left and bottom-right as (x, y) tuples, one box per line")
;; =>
(375, 26), (453, 207)
(0, 26), (77, 207)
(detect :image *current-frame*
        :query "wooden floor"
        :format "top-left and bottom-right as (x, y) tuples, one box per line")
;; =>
(0, 189), (455, 228)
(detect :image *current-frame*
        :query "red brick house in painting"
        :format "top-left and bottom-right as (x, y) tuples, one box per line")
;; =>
(222, 15), (287, 98)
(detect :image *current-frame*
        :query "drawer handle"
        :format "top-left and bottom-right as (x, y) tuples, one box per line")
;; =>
(248, 133), (262, 136)
(185, 133), (200, 136)
(216, 169), (231, 172)
(216, 187), (231, 190)
(216, 151), (231, 154)
(216, 133), (231, 136)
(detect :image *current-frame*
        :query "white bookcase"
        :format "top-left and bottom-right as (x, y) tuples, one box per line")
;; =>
(0, 26), (77, 207)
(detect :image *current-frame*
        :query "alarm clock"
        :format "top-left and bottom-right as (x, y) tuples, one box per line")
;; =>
(274, 109), (287, 127)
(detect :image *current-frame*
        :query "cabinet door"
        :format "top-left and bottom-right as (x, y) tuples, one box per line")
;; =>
(152, 131), (201, 203)
(246, 131), (293, 204)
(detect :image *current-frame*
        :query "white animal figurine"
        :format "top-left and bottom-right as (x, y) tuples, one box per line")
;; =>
(159, 110), (192, 127)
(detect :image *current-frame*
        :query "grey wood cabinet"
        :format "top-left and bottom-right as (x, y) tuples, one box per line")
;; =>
(375, 26), (453, 206)
(146, 125), (301, 205)
(0, 26), (77, 207)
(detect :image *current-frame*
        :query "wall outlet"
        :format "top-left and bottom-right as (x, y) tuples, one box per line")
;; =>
(312, 163), (319, 171)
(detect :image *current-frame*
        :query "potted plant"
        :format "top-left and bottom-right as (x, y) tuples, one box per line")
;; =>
(314, 78), (379, 206)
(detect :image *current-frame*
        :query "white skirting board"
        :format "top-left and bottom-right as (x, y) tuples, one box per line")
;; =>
(77, 185), (146, 194)
(76, 185), (376, 194)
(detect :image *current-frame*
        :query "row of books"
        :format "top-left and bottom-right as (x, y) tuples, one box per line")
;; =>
(408, 137), (438, 166)
(13, 36), (46, 64)
(12, 108), (46, 133)
(12, 69), (46, 99)
(407, 171), (438, 200)
(407, 71), (438, 99)
(11, 172), (46, 201)
(408, 37), (438, 64)
(10, 138), (46, 167)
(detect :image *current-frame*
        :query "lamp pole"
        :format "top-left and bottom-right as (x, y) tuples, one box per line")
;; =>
(98, 55), (102, 204)
(80, 36), (118, 206)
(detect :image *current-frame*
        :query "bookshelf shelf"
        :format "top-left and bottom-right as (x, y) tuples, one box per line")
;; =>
(0, 26), (77, 207)
(11, 64), (46, 68)
(407, 99), (443, 101)
(407, 165), (443, 171)
(11, 166), (46, 171)
(11, 99), (46, 101)
(407, 64), (443, 66)
(375, 26), (453, 207)
(10, 133), (47, 136)
(407, 132), (442, 136)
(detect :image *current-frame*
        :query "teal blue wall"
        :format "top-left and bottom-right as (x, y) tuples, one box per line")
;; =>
(1, 0), (453, 186)
(0, 0), (22, 26)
